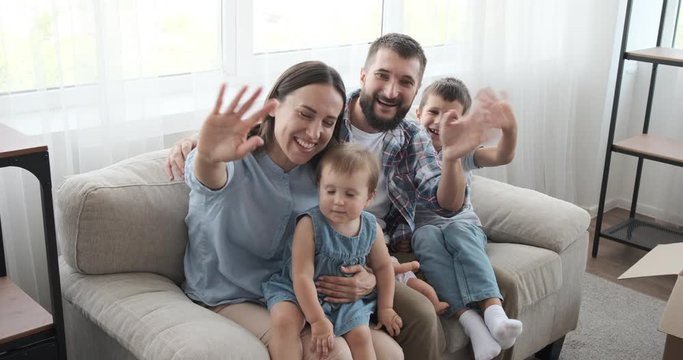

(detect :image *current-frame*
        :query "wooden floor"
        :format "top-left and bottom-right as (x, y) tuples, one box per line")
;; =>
(587, 208), (677, 301)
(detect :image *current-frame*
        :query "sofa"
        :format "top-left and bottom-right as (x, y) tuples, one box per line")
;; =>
(56, 149), (590, 360)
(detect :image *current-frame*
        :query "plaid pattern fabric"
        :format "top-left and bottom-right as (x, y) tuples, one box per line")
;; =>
(341, 90), (457, 249)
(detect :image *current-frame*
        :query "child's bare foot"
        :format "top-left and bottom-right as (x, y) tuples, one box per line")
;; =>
(434, 301), (450, 315)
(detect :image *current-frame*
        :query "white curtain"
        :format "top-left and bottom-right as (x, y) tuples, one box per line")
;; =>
(0, 0), (224, 309)
(3, 0), (675, 309)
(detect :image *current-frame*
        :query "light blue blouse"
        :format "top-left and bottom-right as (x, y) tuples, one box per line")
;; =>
(182, 149), (319, 306)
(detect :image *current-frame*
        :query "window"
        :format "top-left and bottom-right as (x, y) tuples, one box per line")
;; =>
(252, 0), (382, 54)
(251, 0), (466, 54)
(0, 0), (220, 94)
(675, 0), (683, 48)
(400, 0), (462, 47)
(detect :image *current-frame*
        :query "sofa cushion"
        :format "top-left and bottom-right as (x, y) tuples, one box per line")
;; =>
(60, 258), (268, 359)
(417, 241), (563, 354)
(471, 175), (590, 254)
(57, 150), (189, 284)
(487, 242), (562, 315)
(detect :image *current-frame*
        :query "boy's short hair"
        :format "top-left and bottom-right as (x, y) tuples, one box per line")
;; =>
(419, 77), (472, 114)
(316, 143), (380, 193)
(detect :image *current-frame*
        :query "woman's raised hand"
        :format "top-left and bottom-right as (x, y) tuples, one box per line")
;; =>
(196, 84), (277, 164)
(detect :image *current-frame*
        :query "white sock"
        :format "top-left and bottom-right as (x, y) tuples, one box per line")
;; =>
(459, 310), (501, 360)
(483, 304), (523, 350)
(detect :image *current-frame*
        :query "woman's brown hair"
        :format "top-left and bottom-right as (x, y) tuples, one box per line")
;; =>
(248, 61), (347, 165)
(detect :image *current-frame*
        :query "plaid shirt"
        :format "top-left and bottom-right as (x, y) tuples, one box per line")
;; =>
(341, 90), (458, 248)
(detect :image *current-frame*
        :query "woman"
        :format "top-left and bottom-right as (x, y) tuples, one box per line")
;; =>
(182, 61), (403, 359)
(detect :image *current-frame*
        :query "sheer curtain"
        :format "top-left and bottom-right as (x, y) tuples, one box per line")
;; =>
(0, 0), (640, 309)
(0, 0), (224, 309)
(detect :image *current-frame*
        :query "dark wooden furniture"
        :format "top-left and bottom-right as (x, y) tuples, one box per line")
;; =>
(593, 0), (683, 257)
(0, 123), (66, 359)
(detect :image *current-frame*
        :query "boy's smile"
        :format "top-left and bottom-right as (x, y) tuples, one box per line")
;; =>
(416, 95), (465, 151)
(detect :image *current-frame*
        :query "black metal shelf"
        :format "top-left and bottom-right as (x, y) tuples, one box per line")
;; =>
(0, 123), (66, 359)
(592, 0), (683, 258)
(600, 218), (683, 252)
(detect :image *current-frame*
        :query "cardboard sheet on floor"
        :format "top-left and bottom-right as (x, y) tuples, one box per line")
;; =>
(619, 242), (683, 360)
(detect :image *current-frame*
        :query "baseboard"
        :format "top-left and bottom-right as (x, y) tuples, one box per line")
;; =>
(585, 198), (683, 227)
(584, 198), (624, 218)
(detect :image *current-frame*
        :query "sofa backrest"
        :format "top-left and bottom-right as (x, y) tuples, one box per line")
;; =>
(56, 149), (189, 284)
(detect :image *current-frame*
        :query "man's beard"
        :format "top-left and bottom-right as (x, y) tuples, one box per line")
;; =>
(358, 91), (410, 132)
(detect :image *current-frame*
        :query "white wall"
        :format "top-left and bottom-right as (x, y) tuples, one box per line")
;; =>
(606, 0), (683, 225)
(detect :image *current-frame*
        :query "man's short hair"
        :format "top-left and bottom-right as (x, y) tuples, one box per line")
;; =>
(365, 33), (427, 84)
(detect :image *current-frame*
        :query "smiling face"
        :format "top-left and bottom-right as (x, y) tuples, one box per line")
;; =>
(318, 164), (374, 231)
(416, 94), (465, 151)
(357, 48), (422, 132)
(268, 83), (344, 171)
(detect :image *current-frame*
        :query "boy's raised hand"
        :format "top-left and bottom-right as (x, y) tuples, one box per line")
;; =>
(475, 88), (516, 132)
(196, 84), (276, 165)
(438, 98), (489, 163)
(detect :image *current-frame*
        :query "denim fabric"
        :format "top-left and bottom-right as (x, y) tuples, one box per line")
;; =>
(262, 206), (378, 336)
(411, 221), (502, 318)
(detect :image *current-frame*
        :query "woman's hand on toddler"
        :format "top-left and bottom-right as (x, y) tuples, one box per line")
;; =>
(375, 308), (403, 337)
(310, 318), (335, 359)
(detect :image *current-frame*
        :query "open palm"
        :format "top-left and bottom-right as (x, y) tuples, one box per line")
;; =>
(439, 105), (488, 163)
(477, 88), (515, 131)
(439, 88), (513, 162)
(196, 84), (276, 163)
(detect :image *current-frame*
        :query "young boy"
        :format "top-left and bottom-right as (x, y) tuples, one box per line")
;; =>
(262, 143), (402, 360)
(412, 77), (520, 360)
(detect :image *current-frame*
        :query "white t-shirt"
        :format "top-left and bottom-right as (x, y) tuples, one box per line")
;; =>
(349, 125), (390, 230)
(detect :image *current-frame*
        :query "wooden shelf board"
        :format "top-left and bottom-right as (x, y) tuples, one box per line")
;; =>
(625, 47), (683, 66)
(613, 134), (683, 165)
(0, 277), (53, 345)
(0, 123), (47, 159)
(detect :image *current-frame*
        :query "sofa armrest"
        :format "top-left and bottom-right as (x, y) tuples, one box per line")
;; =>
(56, 149), (190, 284)
(60, 259), (268, 360)
(470, 175), (590, 253)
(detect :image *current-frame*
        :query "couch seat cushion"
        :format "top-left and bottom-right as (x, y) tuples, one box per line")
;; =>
(441, 242), (562, 353)
(60, 258), (268, 360)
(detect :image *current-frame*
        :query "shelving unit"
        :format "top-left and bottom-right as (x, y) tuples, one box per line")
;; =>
(0, 123), (67, 359)
(593, 0), (683, 257)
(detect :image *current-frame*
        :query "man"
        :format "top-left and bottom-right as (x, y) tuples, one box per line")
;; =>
(167, 33), (490, 359)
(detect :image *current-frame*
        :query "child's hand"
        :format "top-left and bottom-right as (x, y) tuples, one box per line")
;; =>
(374, 308), (403, 337)
(310, 318), (335, 358)
(392, 259), (420, 275)
(406, 260), (420, 272)
(439, 107), (487, 162)
(475, 88), (516, 132)
(490, 100), (517, 132)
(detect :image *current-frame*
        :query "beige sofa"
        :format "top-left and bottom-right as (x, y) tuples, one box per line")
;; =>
(56, 149), (590, 360)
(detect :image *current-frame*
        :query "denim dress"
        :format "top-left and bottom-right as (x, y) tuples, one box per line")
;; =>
(263, 206), (378, 336)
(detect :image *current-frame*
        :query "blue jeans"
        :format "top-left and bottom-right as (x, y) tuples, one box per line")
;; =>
(412, 221), (502, 318)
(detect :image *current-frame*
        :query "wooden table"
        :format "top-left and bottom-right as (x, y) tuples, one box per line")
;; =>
(0, 124), (66, 359)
